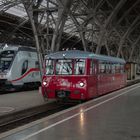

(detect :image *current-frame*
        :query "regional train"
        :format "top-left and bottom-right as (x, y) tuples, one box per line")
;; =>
(42, 50), (126, 100)
(0, 45), (41, 91)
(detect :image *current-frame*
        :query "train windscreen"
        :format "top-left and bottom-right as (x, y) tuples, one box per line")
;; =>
(45, 59), (86, 75)
(0, 50), (16, 72)
(56, 59), (72, 75)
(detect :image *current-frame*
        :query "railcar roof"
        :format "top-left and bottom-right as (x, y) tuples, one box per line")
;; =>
(1, 45), (36, 52)
(46, 50), (125, 63)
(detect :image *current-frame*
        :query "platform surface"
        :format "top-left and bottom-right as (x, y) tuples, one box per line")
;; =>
(1, 83), (140, 140)
(0, 90), (45, 116)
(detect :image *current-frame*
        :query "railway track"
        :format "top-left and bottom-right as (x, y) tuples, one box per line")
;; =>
(0, 102), (78, 133)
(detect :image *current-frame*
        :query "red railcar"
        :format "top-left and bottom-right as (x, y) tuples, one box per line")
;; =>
(42, 50), (126, 100)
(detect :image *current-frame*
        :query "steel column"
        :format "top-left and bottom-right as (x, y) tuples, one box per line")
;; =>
(23, 1), (43, 78)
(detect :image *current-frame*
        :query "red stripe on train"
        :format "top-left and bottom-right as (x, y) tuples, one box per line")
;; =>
(11, 68), (40, 82)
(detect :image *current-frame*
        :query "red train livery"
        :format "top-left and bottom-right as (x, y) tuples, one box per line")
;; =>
(42, 50), (126, 100)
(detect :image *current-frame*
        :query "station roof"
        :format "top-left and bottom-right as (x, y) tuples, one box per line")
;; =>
(0, 0), (140, 62)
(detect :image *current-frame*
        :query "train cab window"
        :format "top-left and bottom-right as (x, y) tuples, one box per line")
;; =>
(46, 60), (54, 75)
(0, 50), (16, 72)
(21, 60), (28, 75)
(74, 59), (85, 75)
(56, 59), (72, 75)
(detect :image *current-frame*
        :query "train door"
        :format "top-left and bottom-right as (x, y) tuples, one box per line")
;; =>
(87, 59), (98, 98)
(94, 59), (98, 96)
(97, 61), (107, 95)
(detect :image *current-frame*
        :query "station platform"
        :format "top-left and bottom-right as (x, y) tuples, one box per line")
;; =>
(0, 90), (56, 126)
(0, 90), (44, 113)
(0, 90), (45, 117)
(0, 82), (140, 140)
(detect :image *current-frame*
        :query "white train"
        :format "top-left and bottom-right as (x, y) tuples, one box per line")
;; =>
(0, 45), (41, 91)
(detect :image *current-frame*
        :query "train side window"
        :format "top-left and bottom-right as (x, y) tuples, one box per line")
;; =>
(99, 61), (105, 74)
(108, 63), (112, 73)
(110, 63), (112, 73)
(120, 64), (124, 73)
(112, 63), (115, 74)
(35, 61), (39, 68)
(105, 63), (109, 73)
(105, 63), (111, 74)
(90, 59), (94, 75)
(74, 59), (85, 75)
(21, 60), (28, 75)
(115, 63), (120, 73)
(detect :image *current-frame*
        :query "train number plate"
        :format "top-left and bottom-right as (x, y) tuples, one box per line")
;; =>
(56, 90), (70, 98)
(57, 91), (66, 98)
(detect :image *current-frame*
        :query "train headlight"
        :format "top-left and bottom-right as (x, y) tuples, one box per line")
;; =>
(43, 81), (47, 86)
(79, 82), (84, 87)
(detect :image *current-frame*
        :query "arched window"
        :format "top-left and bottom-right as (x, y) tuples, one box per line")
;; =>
(21, 60), (28, 75)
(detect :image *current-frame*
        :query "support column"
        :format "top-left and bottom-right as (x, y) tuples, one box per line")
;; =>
(51, 0), (73, 52)
(23, 1), (43, 78)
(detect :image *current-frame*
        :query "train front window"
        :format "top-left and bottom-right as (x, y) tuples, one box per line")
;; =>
(56, 60), (72, 75)
(0, 50), (15, 72)
(46, 60), (54, 75)
(74, 59), (85, 75)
